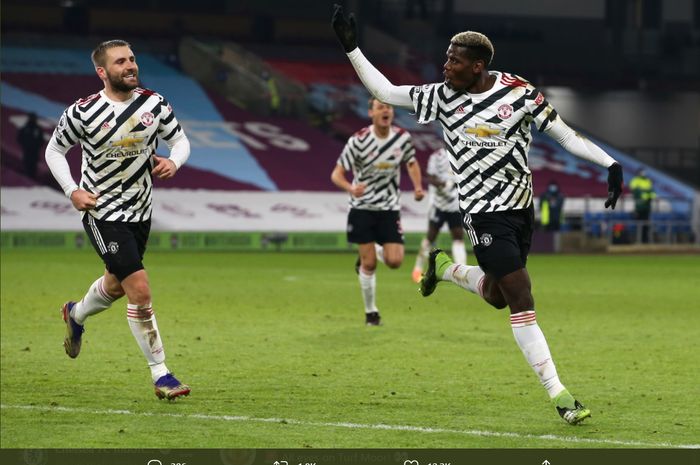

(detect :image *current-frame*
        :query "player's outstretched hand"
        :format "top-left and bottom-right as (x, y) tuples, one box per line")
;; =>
(605, 162), (623, 209)
(331, 4), (358, 53)
(152, 155), (178, 180)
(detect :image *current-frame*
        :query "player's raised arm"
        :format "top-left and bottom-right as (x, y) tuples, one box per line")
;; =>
(332, 4), (414, 108)
(541, 112), (624, 209)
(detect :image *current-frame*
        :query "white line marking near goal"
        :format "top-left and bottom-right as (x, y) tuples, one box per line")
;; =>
(2, 404), (698, 449)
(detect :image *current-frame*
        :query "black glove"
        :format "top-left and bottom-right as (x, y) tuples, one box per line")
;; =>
(331, 4), (358, 53)
(605, 162), (623, 209)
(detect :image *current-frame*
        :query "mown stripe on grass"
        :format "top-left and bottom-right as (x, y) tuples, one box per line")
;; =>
(2, 403), (698, 449)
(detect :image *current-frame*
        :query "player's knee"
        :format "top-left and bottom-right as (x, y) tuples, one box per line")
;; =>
(385, 258), (402, 269)
(481, 278), (507, 309)
(123, 275), (151, 305)
(485, 295), (508, 309)
(505, 293), (534, 314)
(103, 281), (125, 299)
(129, 284), (151, 305)
(360, 262), (377, 273)
(360, 266), (377, 274)
(108, 287), (126, 300)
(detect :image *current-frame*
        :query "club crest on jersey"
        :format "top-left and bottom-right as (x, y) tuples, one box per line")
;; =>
(140, 112), (154, 126)
(480, 233), (493, 246)
(497, 104), (513, 120)
(107, 241), (120, 254)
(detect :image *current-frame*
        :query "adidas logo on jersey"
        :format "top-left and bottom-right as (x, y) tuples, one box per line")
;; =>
(455, 105), (465, 113)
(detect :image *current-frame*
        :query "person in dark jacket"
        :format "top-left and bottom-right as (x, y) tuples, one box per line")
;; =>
(17, 112), (45, 179)
(539, 181), (565, 231)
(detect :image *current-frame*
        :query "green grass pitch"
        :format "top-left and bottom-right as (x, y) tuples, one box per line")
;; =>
(1, 250), (699, 448)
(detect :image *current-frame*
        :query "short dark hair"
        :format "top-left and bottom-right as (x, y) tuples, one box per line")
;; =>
(450, 31), (494, 66)
(91, 39), (131, 68)
(367, 97), (391, 110)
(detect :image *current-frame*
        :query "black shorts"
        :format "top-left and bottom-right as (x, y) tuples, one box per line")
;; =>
(83, 215), (151, 281)
(464, 205), (534, 279)
(347, 208), (404, 245)
(428, 206), (462, 230)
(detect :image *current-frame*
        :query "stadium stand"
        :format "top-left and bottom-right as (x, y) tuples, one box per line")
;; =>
(1, 0), (698, 249)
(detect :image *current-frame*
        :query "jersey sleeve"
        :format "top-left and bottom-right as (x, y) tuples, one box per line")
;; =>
(409, 83), (441, 124)
(528, 87), (558, 132)
(401, 133), (416, 164)
(426, 153), (439, 176)
(157, 96), (185, 143)
(51, 103), (84, 149)
(338, 138), (355, 171)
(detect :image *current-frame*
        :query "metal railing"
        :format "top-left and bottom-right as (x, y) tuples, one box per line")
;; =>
(179, 37), (307, 118)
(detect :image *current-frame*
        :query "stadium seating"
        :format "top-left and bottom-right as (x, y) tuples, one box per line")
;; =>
(1, 44), (695, 237)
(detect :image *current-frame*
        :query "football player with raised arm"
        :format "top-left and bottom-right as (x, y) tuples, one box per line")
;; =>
(332, 5), (624, 424)
(45, 40), (191, 400)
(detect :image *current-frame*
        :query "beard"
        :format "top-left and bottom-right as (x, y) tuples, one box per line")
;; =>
(444, 76), (475, 93)
(107, 70), (139, 92)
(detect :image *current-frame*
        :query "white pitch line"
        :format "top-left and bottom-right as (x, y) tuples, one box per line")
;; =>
(2, 404), (698, 449)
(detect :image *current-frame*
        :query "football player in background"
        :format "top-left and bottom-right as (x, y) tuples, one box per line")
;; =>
(412, 147), (467, 283)
(331, 97), (424, 326)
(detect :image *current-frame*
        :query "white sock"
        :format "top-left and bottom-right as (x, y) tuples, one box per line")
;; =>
(127, 303), (169, 382)
(358, 269), (378, 313)
(374, 243), (385, 264)
(442, 263), (485, 296)
(451, 240), (467, 265)
(414, 238), (431, 271)
(510, 311), (566, 398)
(71, 276), (116, 324)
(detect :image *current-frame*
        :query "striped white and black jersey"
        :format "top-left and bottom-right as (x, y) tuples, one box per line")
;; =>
(427, 148), (459, 212)
(338, 125), (416, 211)
(410, 72), (557, 213)
(50, 88), (185, 222)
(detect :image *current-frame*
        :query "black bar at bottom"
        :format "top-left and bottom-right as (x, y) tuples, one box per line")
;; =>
(1, 448), (697, 465)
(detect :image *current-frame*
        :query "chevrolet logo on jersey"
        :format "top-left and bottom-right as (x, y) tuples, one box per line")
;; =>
(108, 136), (147, 159)
(106, 147), (148, 159)
(112, 136), (145, 148)
(465, 125), (501, 138)
(374, 161), (395, 170)
(463, 124), (506, 148)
